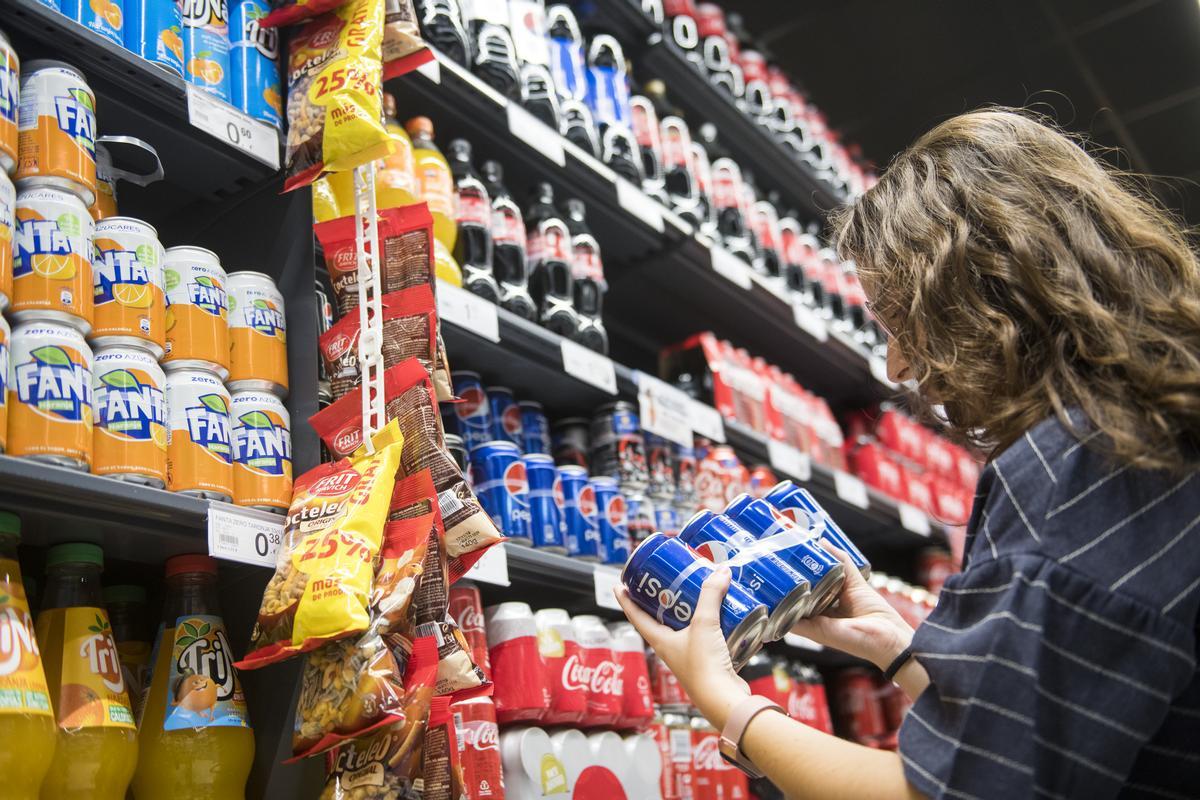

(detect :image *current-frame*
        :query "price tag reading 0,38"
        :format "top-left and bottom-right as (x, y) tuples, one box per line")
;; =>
(207, 504), (283, 568)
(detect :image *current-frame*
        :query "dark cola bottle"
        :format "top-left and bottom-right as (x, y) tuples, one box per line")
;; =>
(525, 183), (580, 338)
(481, 160), (537, 321)
(565, 198), (609, 354)
(415, 0), (470, 67)
(448, 139), (499, 304)
(460, 1), (519, 98)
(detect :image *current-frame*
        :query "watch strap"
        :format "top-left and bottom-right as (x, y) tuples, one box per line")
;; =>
(718, 695), (783, 778)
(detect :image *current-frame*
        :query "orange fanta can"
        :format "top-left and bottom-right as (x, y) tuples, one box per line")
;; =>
(0, 170), (13, 311)
(0, 31), (17, 176)
(226, 270), (288, 397)
(93, 344), (167, 487)
(7, 317), (93, 469)
(163, 245), (229, 378)
(92, 216), (166, 357)
(0, 314), (9, 452)
(15, 61), (97, 206)
(12, 184), (94, 330)
(165, 365), (233, 500)
(230, 389), (292, 513)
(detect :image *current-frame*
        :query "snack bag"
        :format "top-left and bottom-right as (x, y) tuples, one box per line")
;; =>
(382, 0), (433, 79)
(422, 697), (469, 798)
(238, 421), (404, 668)
(263, 0), (348, 27)
(284, 0), (393, 190)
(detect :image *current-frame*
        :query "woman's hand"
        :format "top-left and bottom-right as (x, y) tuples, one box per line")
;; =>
(614, 566), (750, 729)
(791, 546), (915, 670)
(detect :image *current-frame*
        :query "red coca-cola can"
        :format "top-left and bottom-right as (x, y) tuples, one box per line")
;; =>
(786, 665), (826, 732)
(534, 608), (587, 725)
(690, 715), (724, 800)
(572, 615), (623, 727)
(453, 696), (505, 799)
(663, 710), (695, 800)
(484, 602), (551, 724)
(609, 622), (654, 730)
(450, 580), (491, 681)
(651, 651), (691, 708)
(915, 546), (956, 594)
(648, 712), (681, 800)
(832, 667), (888, 745)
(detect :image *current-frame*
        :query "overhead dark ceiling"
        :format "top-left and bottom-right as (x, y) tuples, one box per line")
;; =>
(725, 0), (1200, 222)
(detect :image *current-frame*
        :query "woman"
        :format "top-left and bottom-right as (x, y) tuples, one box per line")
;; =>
(617, 109), (1200, 798)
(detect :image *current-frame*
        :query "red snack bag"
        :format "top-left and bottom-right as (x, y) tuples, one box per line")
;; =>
(422, 697), (469, 800)
(382, 0), (434, 79)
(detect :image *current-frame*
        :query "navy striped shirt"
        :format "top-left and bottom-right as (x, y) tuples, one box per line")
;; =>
(899, 414), (1200, 799)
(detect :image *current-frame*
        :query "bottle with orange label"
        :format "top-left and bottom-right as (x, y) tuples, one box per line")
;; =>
(407, 116), (457, 251)
(132, 555), (254, 799)
(92, 344), (167, 486)
(376, 92), (418, 210)
(230, 389), (292, 513)
(162, 245), (230, 378)
(0, 512), (57, 800)
(35, 543), (138, 800)
(16, 61), (97, 207)
(226, 270), (287, 397)
(7, 318), (94, 469)
(12, 183), (95, 329)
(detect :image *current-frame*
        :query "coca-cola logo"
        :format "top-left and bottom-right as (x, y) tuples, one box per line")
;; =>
(578, 485), (597, 517)
(458, 719), (499, 751)
(455, 604), (485, 634)
(605, 495), (627, 527)
(503, 461), (528, 496)
(310, 469), (362, 496)
(788, 689), (816, 721)
(456, 385), (486, 419)
(693, 735), (723, 770)
(502, 405), (523, 436)
(562, 653), (623, 696)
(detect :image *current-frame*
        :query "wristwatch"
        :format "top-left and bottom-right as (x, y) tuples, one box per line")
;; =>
(718, 695), (783, 778)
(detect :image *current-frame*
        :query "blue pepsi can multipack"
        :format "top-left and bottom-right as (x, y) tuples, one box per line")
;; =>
(61, 0), (123, 46)
(452, 371), (492, 452)
(724, 493), (846, 617)
(559, 465), (599, 560)
(471, 440), (532, 544)
(179, 0), (232, 102)
(622, 532), (768, 670)
(124, 0), (184, 76)
(523, 453), (565, 552)
(520, 400), (551, 456)
(487, 386), (523, 449)
(592, 476), (630, 565)
(679, 510), (811, 640)
(229, 0), (282, 127)
(655, 504), (680, 537)
(765, 481), (871, 577)
(546, 5), (586, 101)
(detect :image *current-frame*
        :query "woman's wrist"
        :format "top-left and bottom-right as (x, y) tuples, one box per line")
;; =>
(691, 675), (751, 731)
(865, 618), (915, 671)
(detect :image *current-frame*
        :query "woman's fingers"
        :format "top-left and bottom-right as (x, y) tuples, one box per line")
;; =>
(615, 586), (671, 651)
(821, 542), (864, 587)
(693, 566), (731, 630)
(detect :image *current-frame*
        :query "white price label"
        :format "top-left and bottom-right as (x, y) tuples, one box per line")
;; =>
(792, 299), (829, 342)
(834, 471), (870, 510)
(207, 503), (284, 568)
(870, 357), (895, 388)
(186, 85), (280, 169)
(464, 542), (510, 586)
(783, 633), (825, 652)
(710, 246), (753, 289)
(898, 503), (932, 537)
(636, 371), (693, 448)
(416, 56), (441, 83)
(767, 439), (812, 482)
(615, 178), (665, 233)
(594, 565), (623, 610)
(437, 281), (501, 342)
(561, 338), (618, 394)
(689, 401), (726, 443)
(507, 104), (566, 167)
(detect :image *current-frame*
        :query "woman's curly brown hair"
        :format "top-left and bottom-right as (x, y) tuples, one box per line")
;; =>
(833, 108), (1200, 472)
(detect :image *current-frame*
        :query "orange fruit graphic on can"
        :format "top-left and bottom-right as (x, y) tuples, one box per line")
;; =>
(93, 344), (166, 486)
(7, 317), (94, 469)
(92, 216), (166, 357)
(15, 61), (97, 207)
(0, 314), (9, 453)
(162, 246), (229, 378)
(226, 270), (287, 397)
(165, 365), (233, 500)
(0, 31), (17, 176)
(0, 169), (13, 312)
(12, 184), (94, 330)
(230, 389), (292, 512)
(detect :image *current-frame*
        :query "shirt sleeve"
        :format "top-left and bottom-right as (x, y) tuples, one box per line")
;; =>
(899, 553), (1197, 800)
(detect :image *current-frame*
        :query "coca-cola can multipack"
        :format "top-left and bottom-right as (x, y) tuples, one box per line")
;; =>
(571, 614), (624, 727)
(485, 602), (551, 723)
(534, 608), (588, 725)
(453, 696), (505, 799)
(650, 651), (691, 709)
(608, 621), (653, 730)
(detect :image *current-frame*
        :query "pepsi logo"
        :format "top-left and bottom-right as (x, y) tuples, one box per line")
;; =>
(503, 461), (528, 496)
(553, 476), (565, 509)
(456, 385), (487, 419)
(310, 469), (362, 497)
(606, 495), (627, 527)
(578, 486), (597, 517)
(502, 405), (523, 436)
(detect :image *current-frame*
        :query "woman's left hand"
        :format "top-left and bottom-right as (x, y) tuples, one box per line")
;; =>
(615, 565), (751, 729)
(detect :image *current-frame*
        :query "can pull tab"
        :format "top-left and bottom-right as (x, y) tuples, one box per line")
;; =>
(95, 135), (166, 186)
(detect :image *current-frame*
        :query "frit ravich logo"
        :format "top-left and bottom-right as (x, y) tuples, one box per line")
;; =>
(310, 470), (361, 497)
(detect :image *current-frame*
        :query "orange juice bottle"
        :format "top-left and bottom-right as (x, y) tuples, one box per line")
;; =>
(376, 93), (417, 210)
(0, 512), (57, 799)
(132, 555), (254, 799)
(406, 116), (457, 251)
(35, 542), (138, 799)
(103, 584), (152, 722)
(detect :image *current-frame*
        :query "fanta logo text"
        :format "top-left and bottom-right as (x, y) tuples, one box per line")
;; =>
(458, 719), (499, 751)
(176, 622), (237, 701)
(455, 605), (485, 634)
(562, 653), (623, 695)
(98, 370), (164, 438)
(94, 250), (151, 303)
(181, 0), (228, 26)
(189, 277), (227, 317)
(0, 606), (39, 677)
(0, 68), (16, 124)
(15, 219), (72, 275)
(16, 347), (91, 422)
(54, 93), (96, 156)
(246, 301), (285, 337)
(185, 394), (232, 461)
(81, 631), (125, 694)
(234, 411), (291, 475)
(634, 572), (694, 624)
(310, 470), (361, 497)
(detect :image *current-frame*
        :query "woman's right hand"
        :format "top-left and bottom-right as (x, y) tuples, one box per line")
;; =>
(791, 545), (915, 670)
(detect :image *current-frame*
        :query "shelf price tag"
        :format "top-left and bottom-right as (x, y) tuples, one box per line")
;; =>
(561, 339), (618, 395)
(710, 246), (753, 290)
(206, 503), (283, 568)
(507, 104), (566, 167)
(898, 503), (932, 537)
(792, 298), (829, 342)
(767, 439), (812, 482)
(464, 542), (511, 586)
(615, 178), (665, 233)
(416, 57), (441, 84)
(689, 400), (726, 443)
(594, 565), (623, 610)
(437, 281), (500, 342)
(833, 471), (870, 510)
(186, 85), (280, 169)
(636, 371), (693, 447)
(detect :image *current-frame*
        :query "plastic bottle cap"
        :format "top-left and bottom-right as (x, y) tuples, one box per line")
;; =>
(165, 554), (218, 578)
(0, 512), (20, 539)
(46, 542), (104, 569)
(382, 92), (397, 120)
(405, 116), (434, 138)
(103, 584), (147, 605)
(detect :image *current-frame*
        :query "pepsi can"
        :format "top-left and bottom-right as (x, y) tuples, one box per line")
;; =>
(622, 533), (768, 670)
(452, 371), (492, 451)
(627, 493), (656, 545)
(591, 401), (649, 491)
(679, 510), (812, 640)
(471, 440), (532, 544)
(229, 0), (283, 128)
(644, 431), (677, 501)
(559, 465), (599, 560)
(524, 453), (565, 552)
(724, 493), (845, 616)
(520, 400), (551, 455)
(765, 481), (871, 577)
(655, 504), (681, 537)
(552, 417), (589, 468)
(592, 476), (631, 565)
(488, 386), (524, 448)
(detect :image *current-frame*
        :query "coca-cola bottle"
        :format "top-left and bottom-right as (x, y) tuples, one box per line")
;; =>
(749, 199), (783, 279)
(462, 0), (520, 97)
(608, 622), (653, 730)
(564, 198), (608, 354)
(448, 139), (500, 304)
(660, 116), (701, 225)
(481, 160), (537, 320)
(663, 0), (702, 71)
(690, 139), (717, 239)
(572, 614), (623, 727)
(711, 157), (754, 262)
(816, 246), (846, 325)
(630, 95), (668, 204)
(525, 182), (580, 338)
(416, 0), (471, 67)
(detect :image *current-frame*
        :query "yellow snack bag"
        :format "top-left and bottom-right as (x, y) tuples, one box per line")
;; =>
(237, 420), (404, 668)
(283, 0), (394, 191)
